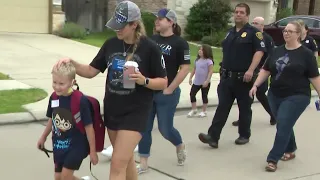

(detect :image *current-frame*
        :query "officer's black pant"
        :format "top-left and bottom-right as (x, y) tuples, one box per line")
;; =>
(256, 81), (275, 120)
(208, 77), (253, 141)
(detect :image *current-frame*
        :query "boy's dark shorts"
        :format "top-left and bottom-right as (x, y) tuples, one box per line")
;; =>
(54, 148), (88, 172)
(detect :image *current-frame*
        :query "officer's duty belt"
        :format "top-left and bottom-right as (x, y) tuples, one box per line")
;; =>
(220, 68), (245, 79)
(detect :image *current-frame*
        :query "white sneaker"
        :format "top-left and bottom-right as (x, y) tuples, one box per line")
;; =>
(177, 143), (187, 166)
(187, 110), (197, 117)
(101, 145), (139, 158)
(101, 146), (113, 158)
(136, 164), (149, 175)
(81, 176), (91, 180)
(198, 112), (207, 118)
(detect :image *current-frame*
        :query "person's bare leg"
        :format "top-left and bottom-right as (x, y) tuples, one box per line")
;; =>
(54, 173), (61, 180)
(60, 168), (81, 180)
(191, 102), (197, 110)
(202, 103), (208, 112)
(139, 156), (148, 168)
(126, 155), (138, 180)
(109, 130), (141, 180)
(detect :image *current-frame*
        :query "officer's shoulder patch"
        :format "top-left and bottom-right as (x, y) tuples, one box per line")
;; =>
(255, 32), (263, 40)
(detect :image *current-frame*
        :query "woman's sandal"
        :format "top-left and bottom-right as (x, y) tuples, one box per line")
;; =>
(265, 162), (277, 172)
(281, 152), (296, 161)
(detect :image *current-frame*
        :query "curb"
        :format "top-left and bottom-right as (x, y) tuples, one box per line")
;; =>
(0, 91), (318, 126)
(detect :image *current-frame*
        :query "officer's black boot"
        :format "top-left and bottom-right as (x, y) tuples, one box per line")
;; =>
(198, 133), (218, 148)
(232, 120), (239, 126)
(235, 137), (249, 145)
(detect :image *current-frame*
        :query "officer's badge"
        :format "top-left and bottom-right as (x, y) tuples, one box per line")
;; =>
(256, 32), (263, 40)
(306, 40), (309, 43)
(241, 32), (247, 38)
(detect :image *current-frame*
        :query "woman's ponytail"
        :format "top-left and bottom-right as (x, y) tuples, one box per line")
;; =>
(173, 23), (181, 36)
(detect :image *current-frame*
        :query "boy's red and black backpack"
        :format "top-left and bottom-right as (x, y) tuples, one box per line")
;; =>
(51, 83), (105, 153)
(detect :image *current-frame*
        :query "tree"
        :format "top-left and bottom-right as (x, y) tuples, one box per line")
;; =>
(184, 0), (233, 41)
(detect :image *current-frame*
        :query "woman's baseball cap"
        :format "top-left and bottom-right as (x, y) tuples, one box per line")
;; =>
(154, 8), (177, 24)
(106, 1), (141, 31)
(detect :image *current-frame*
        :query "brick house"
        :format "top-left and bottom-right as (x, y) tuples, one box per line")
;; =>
(293, 0), (320, 15)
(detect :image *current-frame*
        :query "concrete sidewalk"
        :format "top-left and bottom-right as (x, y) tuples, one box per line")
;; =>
(0, 32), (318, 125)
(1, 104), (320, 180)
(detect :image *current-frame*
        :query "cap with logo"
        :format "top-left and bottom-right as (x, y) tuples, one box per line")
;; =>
(154, 8), (177, 24)
(106, 1), (141, 31)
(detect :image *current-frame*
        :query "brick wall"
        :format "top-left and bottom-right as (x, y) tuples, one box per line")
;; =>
(295, 0), (320, 15)
(107, 0), (167, 19)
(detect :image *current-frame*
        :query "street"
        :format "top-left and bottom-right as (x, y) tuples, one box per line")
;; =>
(1, 103), (320, 180)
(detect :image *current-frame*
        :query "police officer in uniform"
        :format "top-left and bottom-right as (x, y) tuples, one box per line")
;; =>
(198, 3), (266, 148)
(232, 16), (276, 126)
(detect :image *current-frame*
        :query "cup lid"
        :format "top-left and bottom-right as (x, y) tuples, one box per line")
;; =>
(125, 61), (138, 67)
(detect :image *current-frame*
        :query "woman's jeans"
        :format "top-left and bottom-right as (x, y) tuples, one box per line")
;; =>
(138, 87), (183, 157)
(266, 91), (310, 163)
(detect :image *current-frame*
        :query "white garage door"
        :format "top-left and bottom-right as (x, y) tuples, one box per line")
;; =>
(0, 0), (50, 33)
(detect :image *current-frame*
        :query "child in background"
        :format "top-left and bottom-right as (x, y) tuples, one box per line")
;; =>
(37, 62), (98, 180)
(188, 44), (214, 118)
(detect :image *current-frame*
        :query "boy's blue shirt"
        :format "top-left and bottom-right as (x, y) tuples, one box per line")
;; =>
(46, 92), (92, 162)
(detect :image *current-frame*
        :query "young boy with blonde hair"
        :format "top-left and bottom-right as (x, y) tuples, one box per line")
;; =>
(37, 61), (98, 180)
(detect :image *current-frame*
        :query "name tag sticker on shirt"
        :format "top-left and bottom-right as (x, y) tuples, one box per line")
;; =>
(51, 100), (59, 108)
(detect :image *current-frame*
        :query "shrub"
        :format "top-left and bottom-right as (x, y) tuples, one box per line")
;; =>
(201, 36), (213, 46)
(276, 8), (294, 20)
(201, 30), (227, 47)
(54, 22), (86, 39)
(141, 11), (156, 37)
(185, 0), (233, 41)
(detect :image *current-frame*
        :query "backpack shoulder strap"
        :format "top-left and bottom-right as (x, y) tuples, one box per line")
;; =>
(70, 90), (85, 133)
(51, 92), (58, 100)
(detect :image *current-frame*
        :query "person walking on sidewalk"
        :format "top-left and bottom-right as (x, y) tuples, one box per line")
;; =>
(232, 16), (276, 126)
(198, 3), (266, 148)
(56, 1), (168, 179)
(187, 44), (214, 118)
(137, 8), (190, 174)
(249, 21), (320, 172)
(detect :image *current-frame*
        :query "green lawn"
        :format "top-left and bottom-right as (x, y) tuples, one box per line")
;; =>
(0, 88), (48, 114)
(72, 30), (223, 73)
(0, 72), (47, 114)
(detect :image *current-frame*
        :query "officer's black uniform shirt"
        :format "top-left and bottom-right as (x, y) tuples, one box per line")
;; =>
(301, 35), (318, 52)
(258, 32), (274, 68)
(221, 23), (267, 72)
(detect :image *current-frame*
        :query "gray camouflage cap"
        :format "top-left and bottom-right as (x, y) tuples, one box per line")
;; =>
(106, 1), (141, 31)
(154, 8), (177, 24)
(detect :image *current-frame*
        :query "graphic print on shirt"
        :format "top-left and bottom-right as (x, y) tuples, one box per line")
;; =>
(275, 54), (290, 80)
(52, 108), (74, 150)
(107, 52), (142, 95)
(158, 44), (172, 56)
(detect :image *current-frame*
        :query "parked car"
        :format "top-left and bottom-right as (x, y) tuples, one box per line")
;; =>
(264, 15), (320, 48)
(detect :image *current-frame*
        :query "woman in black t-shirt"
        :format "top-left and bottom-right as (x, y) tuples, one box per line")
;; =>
(297, 20), (319, 58)
(249, 21), (320, 172)
(55, 1), (167, 179)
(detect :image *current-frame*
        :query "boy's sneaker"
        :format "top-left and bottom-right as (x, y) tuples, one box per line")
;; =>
(136, 164), (149, 174)
(187, 110), (197, 117)
(198, 112), (207, 118)
(177, 143), (187, 166)
(81, 176), (91, 180)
